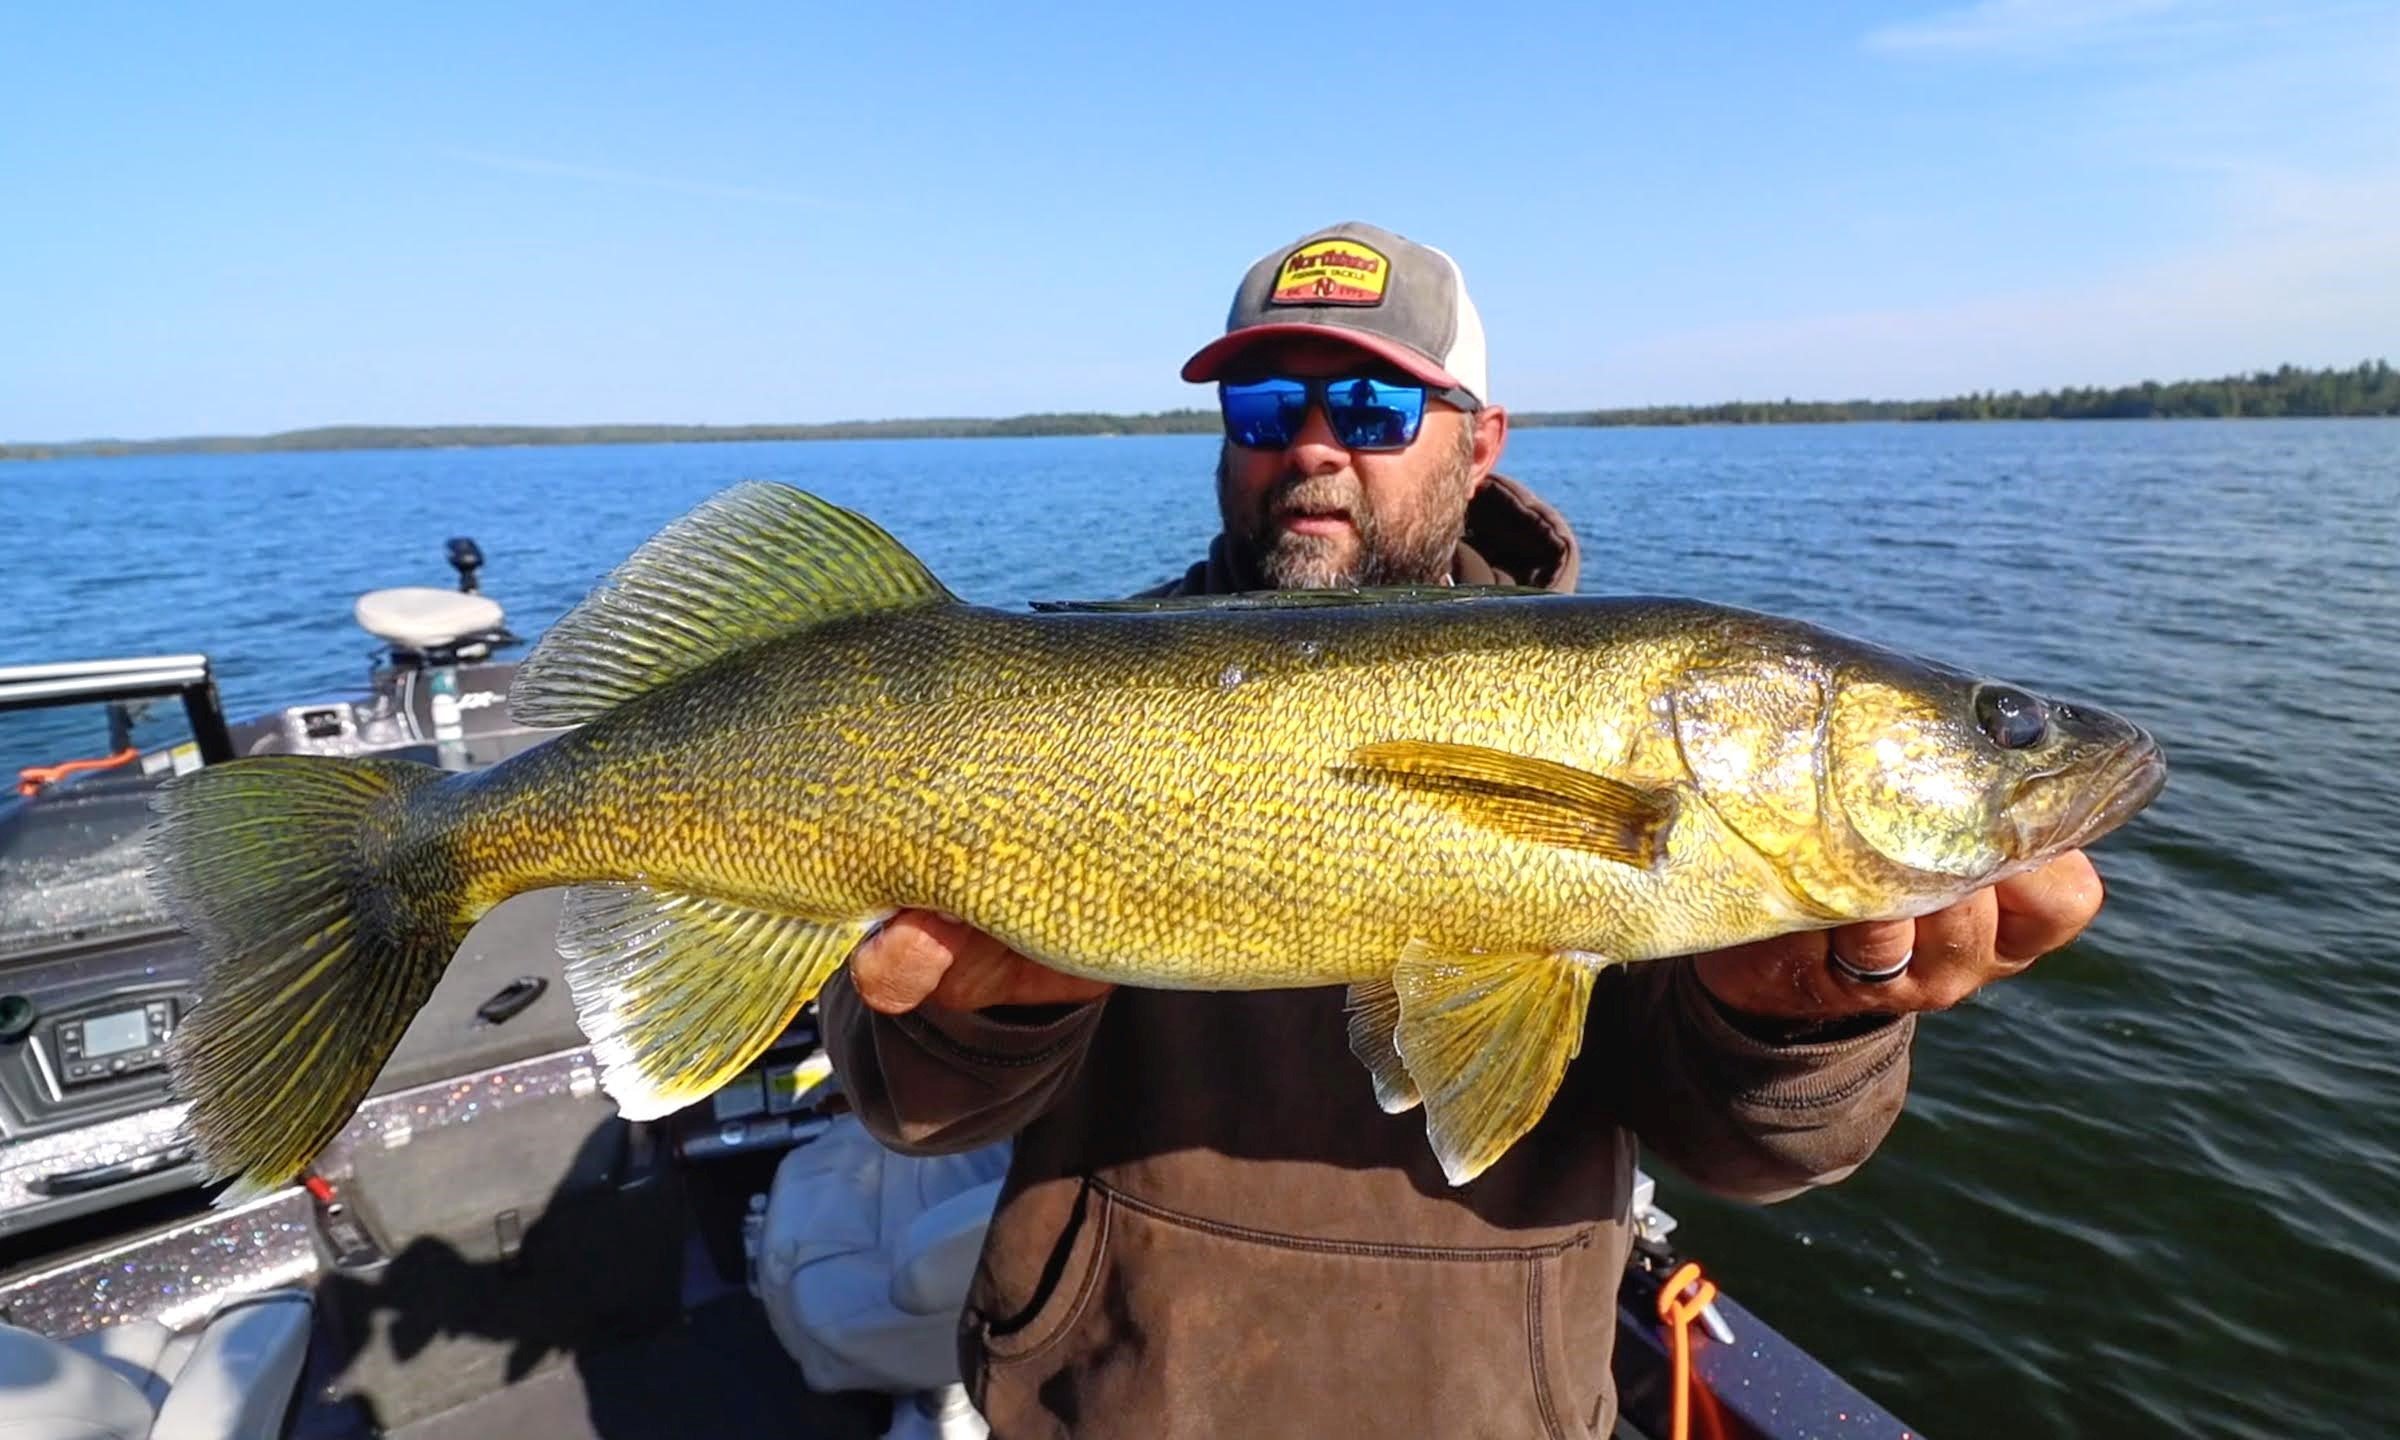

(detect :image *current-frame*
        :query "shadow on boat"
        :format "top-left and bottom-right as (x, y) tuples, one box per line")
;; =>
(301, 1115), (888, 1440)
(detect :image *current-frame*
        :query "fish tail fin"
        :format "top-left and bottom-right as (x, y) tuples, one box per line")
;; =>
(146, 756), (463, 1204)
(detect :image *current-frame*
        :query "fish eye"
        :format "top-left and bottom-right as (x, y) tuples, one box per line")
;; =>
(1975, 686), (2050, 750)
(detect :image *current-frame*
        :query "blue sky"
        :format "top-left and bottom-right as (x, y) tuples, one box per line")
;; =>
(3, 1), (2395, 441)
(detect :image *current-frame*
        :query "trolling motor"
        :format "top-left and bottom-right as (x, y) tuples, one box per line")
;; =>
(447, 537), (486, 595)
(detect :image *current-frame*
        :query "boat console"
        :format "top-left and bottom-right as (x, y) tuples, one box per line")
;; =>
(0, 538), (554, 1245)
(0, 658), (234, 1238)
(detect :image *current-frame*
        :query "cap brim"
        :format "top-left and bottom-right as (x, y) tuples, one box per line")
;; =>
(1180, 325), (1464, 391)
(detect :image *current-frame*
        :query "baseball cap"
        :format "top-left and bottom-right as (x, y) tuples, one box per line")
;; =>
(1180, 221), (1490, 407)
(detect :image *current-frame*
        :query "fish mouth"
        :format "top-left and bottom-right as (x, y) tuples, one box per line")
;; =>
(2025, 731), (2169, 856)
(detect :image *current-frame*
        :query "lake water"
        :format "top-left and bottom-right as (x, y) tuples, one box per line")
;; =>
(5, 421), (2396, 1438)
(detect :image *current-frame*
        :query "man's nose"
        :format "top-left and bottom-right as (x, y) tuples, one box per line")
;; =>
(1284, 400), (1350, 472)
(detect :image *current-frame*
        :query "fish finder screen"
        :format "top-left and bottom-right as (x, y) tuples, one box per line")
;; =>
(81, 1009), (149, 1058)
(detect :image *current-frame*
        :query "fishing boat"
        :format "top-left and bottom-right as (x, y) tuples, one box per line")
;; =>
(0, 536), (1916, 1440)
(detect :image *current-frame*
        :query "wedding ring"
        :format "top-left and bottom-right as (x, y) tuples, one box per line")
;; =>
(1830, 947), (1913, 984)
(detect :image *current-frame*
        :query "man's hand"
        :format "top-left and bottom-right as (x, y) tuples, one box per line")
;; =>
(849, 910), (1114, 1015)
(1691, 851), (2106, 1024)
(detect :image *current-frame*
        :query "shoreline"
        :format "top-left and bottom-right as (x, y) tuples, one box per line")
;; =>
(9, 361), (2394, 461)
(7, 411), (2395, 466)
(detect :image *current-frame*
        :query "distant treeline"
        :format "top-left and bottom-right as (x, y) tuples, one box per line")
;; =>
(0, 411), (1223, 460)
(1519, 360), (2400, 428)
(5, 361), (2393, 461)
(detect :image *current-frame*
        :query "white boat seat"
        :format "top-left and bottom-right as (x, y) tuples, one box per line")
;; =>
(353, 587), (507, 652)
(756, 1116), (1009, 1399)
(0, 1289), (312, 1440)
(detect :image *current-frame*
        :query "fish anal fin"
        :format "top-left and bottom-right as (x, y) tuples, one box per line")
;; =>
(1344, 979), (1421, 1114)
(1392, 941), (1598, 1186)
(556, 885), (875, 1120)
(1345, 740), (1676, 868)
(511, 483), (957, 727)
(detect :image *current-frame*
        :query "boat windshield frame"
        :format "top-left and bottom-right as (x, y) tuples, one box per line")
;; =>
(0, 656), (239, 761)
(1, 655), (237, 960)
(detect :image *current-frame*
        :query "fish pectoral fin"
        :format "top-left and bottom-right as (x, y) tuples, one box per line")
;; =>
(556, 885), (876, 1120)
(510, 483), (958, 727)
(1344, 740), (1677, 868)
(1392, 942), (1597, 1186)
(1344, 979), (1421, 1114)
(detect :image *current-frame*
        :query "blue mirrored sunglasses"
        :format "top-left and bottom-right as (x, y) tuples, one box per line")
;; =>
(1218, 374), (1479, 453)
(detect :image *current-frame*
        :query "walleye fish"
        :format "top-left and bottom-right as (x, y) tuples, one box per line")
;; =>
(147, 482), (2164, 1198)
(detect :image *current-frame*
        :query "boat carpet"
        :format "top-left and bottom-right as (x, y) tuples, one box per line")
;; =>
(373, 1294), (888, 1440)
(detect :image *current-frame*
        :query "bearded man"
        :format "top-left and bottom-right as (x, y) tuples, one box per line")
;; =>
(820, 222), (2107, 1438)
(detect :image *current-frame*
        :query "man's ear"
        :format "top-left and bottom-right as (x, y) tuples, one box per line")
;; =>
(1471, 404), (1509, 484)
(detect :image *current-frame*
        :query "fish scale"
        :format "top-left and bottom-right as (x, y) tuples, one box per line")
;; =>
(477, 604), (1730, 986)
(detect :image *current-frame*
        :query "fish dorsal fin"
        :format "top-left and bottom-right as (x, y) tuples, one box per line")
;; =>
(1391, 942), (1598, 1186)
(1029, 584), (1551, 614)
(555, 884), (879, 1120)
(1344, 978), (1421, 1114)
(1343, 740), (1678, 868)
(512, 482), (956, 727)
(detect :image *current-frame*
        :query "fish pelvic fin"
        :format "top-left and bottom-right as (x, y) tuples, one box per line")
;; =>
(557, 886), (876, 1120)
(1344, 979), (1421, 1114)
(145, 756), (460, 1205)
(510, 482), (958, 728)
(1391, 941), (1598, 1187)
(1344, 740), (1677, 868)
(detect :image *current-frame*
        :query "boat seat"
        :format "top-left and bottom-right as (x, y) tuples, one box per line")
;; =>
(0, 1289), (313, 1440)
(353, 587), (507, 652)
(756, 1116), (1007, 1423)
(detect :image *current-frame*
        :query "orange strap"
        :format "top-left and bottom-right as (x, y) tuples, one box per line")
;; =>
(16, 747), (140, 796)
(1656, 1260), (1720, 1440)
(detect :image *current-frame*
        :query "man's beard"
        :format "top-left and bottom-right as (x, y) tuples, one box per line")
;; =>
(1217, 434), (1477, 590)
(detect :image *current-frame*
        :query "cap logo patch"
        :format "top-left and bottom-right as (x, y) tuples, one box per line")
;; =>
(1269, 240), (1390, 307)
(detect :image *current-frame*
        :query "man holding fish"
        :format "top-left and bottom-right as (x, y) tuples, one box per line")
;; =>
(825, 223), (2112, 1436)
(152, 224), (2149, 1439)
